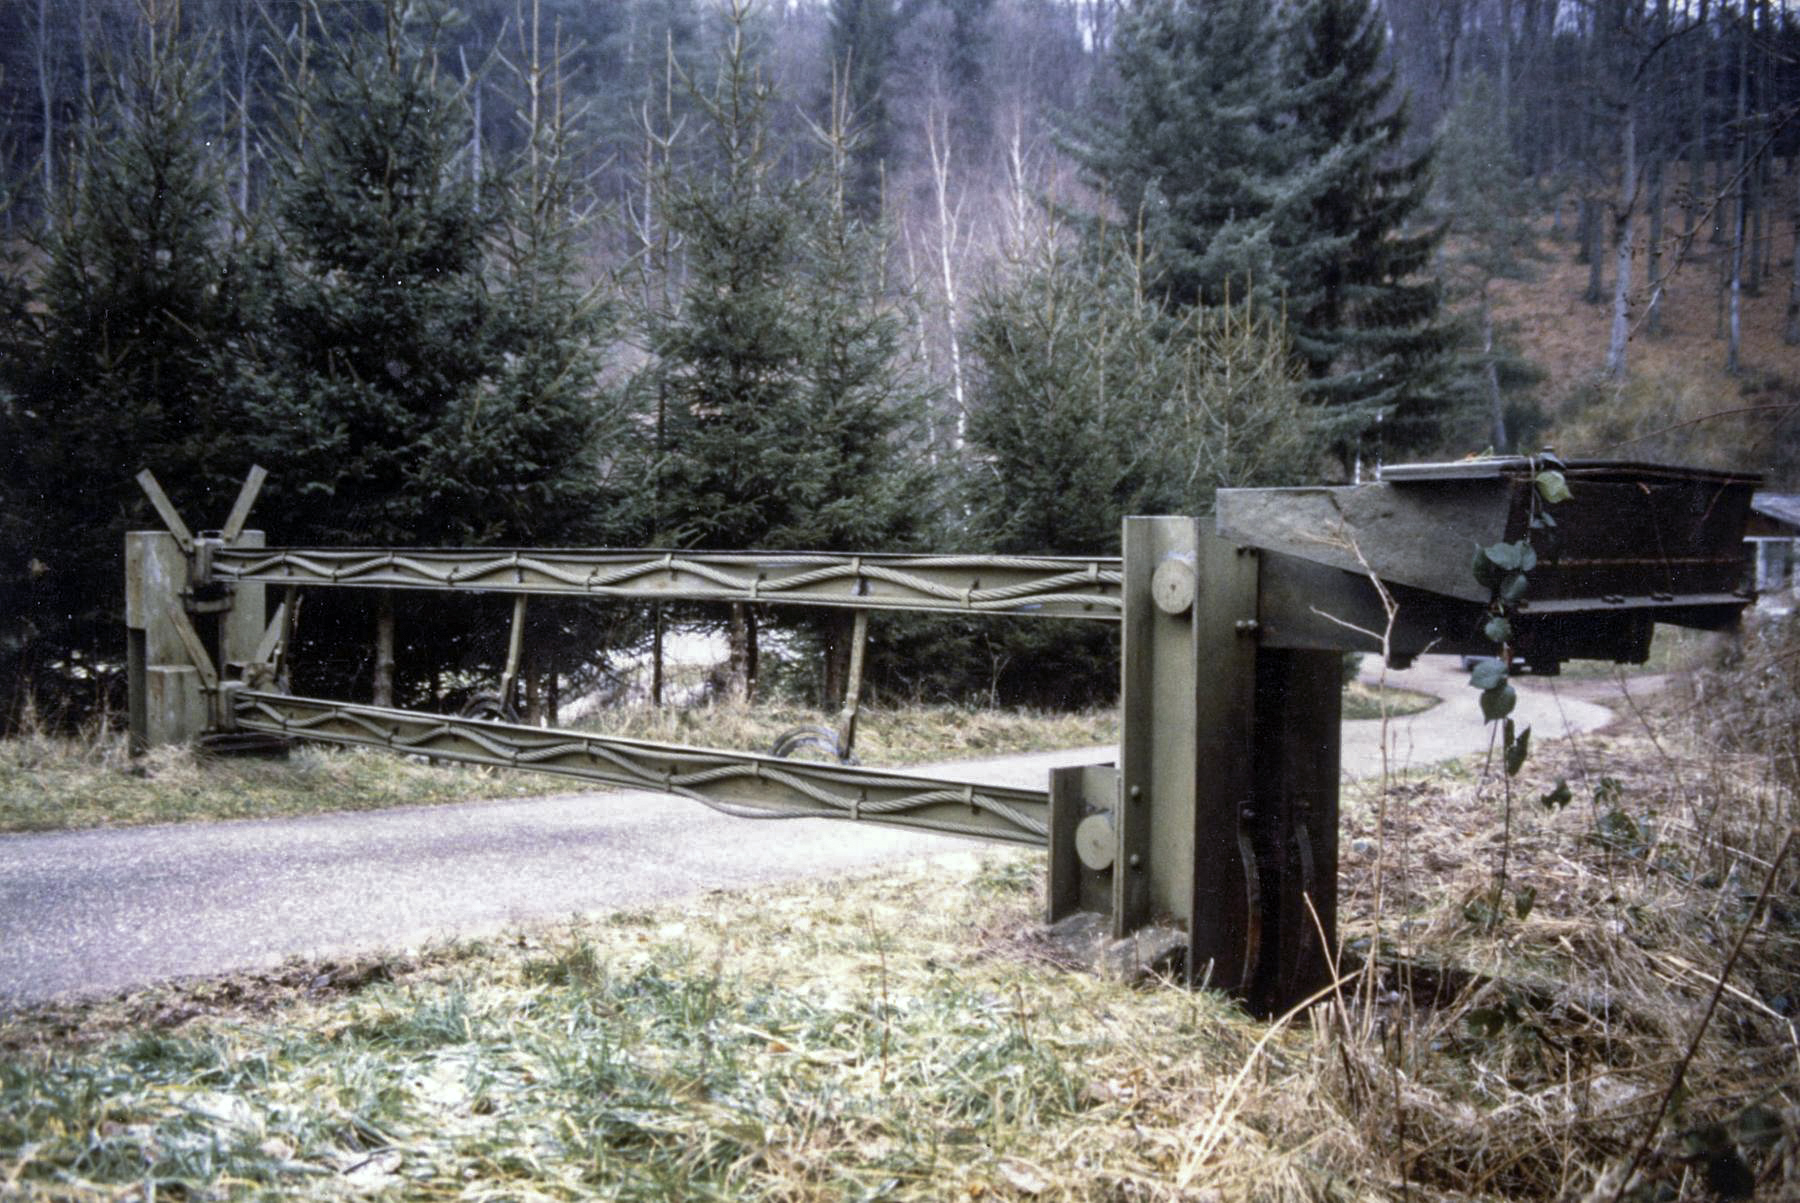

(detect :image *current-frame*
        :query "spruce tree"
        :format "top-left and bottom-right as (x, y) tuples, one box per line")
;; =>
(1283, 0), (1450, 454)
(966, 229), (1316, 557)
(1069, 0), (1451, 461)
(239, 1), (617, 549)
(653, 5), (921, 556)
(0, 20), (243, 717)
(1433, 77), (1546, 453)
(826, 0), (897, 218)
(1068, 0), (1303, 317)
(230, 0), (625, 706)
(957, 224), (1318, 707)
(647, 3), (926, 701)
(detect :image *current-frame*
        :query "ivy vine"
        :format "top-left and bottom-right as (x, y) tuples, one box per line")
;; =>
(1468, 453), (1571, 751)
(1464, 453), (1571, 925)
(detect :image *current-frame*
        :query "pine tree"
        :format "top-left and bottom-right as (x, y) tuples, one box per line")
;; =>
(0, 17), (243, 718)
(1283, 0), (1450, 454)
(647, 2), (926, 700)
(229, 0), (625, 706)
(1067, 0), (1303, 317)
(1068, 0), (1451, 461)
(826, 0), (897, 218)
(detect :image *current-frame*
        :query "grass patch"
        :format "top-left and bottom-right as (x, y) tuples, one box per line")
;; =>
(3, 684), (1795, 1200)
(577, 701), (1117, 765)
(0, 733), (544, 834)
(1341, 679), (1439, 721)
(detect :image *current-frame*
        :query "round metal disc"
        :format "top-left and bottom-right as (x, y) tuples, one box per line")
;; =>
(1151, 555), (1197, 615)
(1074, 812), (1116, 871)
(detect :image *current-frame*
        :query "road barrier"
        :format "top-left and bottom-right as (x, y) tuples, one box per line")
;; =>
(128, 459), (1758, 1014)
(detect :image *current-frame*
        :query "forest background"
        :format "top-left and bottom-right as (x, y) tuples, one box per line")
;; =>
(1, 0), (1797, 726)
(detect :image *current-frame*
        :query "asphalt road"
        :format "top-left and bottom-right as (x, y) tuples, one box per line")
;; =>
(0, 657), (1620, 1009)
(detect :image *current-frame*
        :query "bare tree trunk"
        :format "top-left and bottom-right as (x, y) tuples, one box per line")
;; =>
(927, 105), (967, 450)
(1727, 8), (1749, 374)
(1498, 0), (1513, 122)
(1584, 195), (1607, 303)
(1646, 156), (1665, 335)
(1728, 185), (1745, 373)
(1786, 163), (1800, 346)
(373, 590), (396, 708)
(1482, 287), (1507, 451)
(1687, 0), (1711, 242)
(1605, 109), (1638, 379)
(727, 604), (757, 705)
(651, 604), (665, 707)
(36, 0), (55, 230)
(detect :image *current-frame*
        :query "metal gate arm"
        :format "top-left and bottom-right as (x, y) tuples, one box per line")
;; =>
(232, 691), (1051, 845)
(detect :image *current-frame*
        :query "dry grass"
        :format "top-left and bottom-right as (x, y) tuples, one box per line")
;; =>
(2, 653), (1796, 1201)
(0, 724), (544, 834)
(575, 701), (1118, 767)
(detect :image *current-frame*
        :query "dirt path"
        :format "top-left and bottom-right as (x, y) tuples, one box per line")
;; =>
(0, 656), (1644, 1010)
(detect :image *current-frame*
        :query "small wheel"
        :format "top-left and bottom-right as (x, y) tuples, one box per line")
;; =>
(460, 692), (520, 723)
(769, 724), (859, 765)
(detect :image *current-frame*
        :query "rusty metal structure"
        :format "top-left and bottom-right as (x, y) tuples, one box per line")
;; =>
(127, 459), (1759, 1015)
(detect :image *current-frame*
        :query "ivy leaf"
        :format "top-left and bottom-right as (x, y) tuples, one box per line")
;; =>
(1472, 545), (1503, 590)
(1530, 510), (1557, 531)
(1505, 723), (1532, 776)
(1483, 540), (1525, 572)
(1500, 571), (1530, 603)
(1517, 544), (1538, 573)
(1480, 682), (1517, 722)
(1484, 615), (1513, 644)
(1596, 809), (1648, 857)
(1534, 469), (1573, 505)
(1514, 885), (1538, 920)
(1540, 778), (1573, 811)
(1469, 656), (1509, 690)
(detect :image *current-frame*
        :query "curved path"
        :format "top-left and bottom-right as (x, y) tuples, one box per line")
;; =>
(0, 657), (1625, 1010)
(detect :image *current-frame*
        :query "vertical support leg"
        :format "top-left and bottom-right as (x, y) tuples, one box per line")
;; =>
(1249, 648), (1342, 1015)
(1117, 519), (1261, 992)
(126, 531), (204, 748)
(499, 594), (528, 711)
(835, 609), (869, 758)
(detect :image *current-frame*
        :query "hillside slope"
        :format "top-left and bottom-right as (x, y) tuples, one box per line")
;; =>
(1489, 169), (1798, 486)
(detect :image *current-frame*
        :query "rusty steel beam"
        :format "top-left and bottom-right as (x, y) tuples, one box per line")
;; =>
(208, 547), (1123, 620)
(230, 690), (1051, 845)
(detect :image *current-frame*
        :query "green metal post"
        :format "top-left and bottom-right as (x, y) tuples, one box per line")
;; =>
(1117, 518), (1262, 991)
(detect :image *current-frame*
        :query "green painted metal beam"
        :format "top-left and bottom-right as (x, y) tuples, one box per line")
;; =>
(209, 547), (1122, 620)
(230, 690), (1052, 845)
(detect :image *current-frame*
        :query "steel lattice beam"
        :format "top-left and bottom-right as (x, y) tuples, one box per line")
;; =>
(210, 547), (1123, 620)
(231, 690), (1051, 845)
